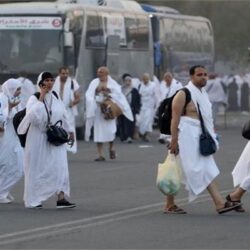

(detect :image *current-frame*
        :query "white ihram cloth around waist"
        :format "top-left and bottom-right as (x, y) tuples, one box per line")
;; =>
(178, 116), (220, 202)
(232, 141), (250, 192)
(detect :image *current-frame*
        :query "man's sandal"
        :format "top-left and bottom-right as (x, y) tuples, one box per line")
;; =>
(226, 194), (245, 212)
(163, 205), (187, 214)
(217, 201), (242, 214)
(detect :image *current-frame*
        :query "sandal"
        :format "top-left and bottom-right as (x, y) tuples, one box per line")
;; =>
(226, 194), (245, 212)
(217, 201), (242, 214)
(94, 156), (105, 162)
(163, 205), (187, 214)
(109, 150), (116, 159)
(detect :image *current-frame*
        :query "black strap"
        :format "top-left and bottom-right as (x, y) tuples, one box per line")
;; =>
(197, 104), (206, 134)
(52, 91), (58, 99)
(43, 101), (51, 125)
(71, 80), (74, 90)
(138, 84), (141, 92)
(42, 91), (59, 124)
(54, 120), (62, 126)
(43, 94), (61, 126)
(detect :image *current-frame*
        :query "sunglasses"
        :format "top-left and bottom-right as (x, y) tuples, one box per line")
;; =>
(196, 73), (208, 77)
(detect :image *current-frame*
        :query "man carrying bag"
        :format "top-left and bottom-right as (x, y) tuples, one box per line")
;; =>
(165, 65), (240, 214)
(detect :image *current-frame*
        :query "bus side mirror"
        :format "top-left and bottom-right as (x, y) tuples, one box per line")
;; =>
(64, 32), (73, 47)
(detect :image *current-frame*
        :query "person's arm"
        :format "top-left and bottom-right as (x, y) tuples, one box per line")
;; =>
(169, 90), (186, 155)
(8, 99), (20, 113)
(69, 89), (81, 107)
(69, 80), (81, 107)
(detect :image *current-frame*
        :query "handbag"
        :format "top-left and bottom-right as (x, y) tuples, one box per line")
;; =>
(47, 120), (69, 146)
(156, 153), (182, 196)
(197, 104), (217, 156)
(242, 120), (250, 140)
(44, 101), (69, 146)
(100, 99), (122, 120)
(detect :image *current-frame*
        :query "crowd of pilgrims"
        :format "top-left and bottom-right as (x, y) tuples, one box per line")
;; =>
(0, 66), (250, 208)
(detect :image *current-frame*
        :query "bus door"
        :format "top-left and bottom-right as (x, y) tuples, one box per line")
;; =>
(105, 34), (120, 81)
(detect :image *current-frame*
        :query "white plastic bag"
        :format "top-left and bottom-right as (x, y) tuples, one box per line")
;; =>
(156, 153), (182, 196)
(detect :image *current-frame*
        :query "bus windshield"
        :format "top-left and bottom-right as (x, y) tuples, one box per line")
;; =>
(0, 17), (63, 75)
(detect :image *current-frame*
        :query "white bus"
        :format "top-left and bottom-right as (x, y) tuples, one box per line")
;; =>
(0, 0), (215, 137)
(142, 4), (215, 83)
(0, 0), (154, 138)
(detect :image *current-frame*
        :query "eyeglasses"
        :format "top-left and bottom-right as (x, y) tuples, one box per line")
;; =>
(196, 73), (208, 77)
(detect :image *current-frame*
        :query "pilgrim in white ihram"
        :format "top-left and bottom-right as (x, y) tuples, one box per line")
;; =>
(0, 78), (23, 203)
(18, 72), (75, 208)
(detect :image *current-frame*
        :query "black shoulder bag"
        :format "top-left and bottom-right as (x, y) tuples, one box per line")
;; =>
(43, 100), (69, 146)
(197, 104), (217, 156)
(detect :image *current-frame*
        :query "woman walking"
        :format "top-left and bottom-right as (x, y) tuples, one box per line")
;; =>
(18, 72), (75, 209)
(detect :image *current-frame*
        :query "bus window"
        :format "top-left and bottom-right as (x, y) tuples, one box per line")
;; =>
(124, 15), (149, 50)
(162, 18), (213, 54)
(124, 15), (137, 49)
(151, 16), (160, 43)
(135, 16), (149, 49)
(69, 14), (83, 67)
(85, 12), (105, 48)
(0, 29), (63, 74)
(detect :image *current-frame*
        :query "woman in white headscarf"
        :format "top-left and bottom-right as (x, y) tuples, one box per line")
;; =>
(18, 72), (75, 209)
(0, 78), (23, 203)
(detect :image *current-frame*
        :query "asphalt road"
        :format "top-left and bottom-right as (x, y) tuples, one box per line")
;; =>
(0, 126), (250, 250)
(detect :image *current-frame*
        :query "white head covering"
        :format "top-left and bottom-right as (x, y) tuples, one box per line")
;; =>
(37, 71), (54, 88)
(37, 72), (44, 87)
(1, 78), (21, 98)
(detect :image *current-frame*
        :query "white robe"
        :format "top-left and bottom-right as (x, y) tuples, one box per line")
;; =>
(18, 92), (73, 207)
(205, 78), (227, 104)
(85, 76), (133, 142)
(178, 82), (220, 201)
(17, 77), (35, 107)
(0, 93), (23, 201)
(232, 142), (250, 192)
(137, 81), (158, 135)
(53, 76), (79, 154)
(159, 79), (183, 102)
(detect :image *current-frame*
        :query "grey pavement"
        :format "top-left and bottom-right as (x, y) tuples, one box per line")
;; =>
(216, 111), (250, 129)
(0, 124), (250, 249)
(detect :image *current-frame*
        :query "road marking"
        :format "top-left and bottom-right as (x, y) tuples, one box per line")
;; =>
(0, 189), (232, 246)
(139, 145), (153, 148)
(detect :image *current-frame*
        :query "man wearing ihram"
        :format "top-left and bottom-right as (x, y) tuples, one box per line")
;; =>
(85, 66), (133, 161)
(166, 65), (241, 214)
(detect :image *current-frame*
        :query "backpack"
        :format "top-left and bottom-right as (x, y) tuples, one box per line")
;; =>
(158, 88), (191, 135)
(13, 91), (58, 147)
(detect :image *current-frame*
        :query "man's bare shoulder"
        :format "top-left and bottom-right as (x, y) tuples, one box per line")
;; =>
(172, 90), (186, 108)
(173, 89), (186, 101)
